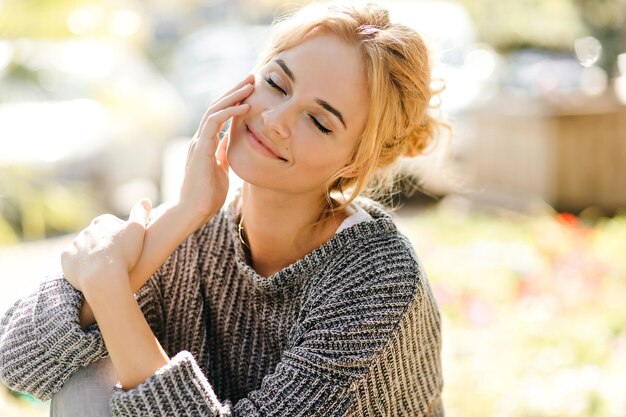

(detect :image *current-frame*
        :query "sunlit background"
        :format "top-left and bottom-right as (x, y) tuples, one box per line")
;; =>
(1, 0), (625, 416)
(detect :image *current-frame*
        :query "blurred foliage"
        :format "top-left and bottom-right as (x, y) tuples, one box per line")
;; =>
(0, 166), (99, 244)
(400, 205), (626, 416)
(0, 0), (93, 38)
(457, 0), (586, 52)
(0, 384), (48, 417)
(454, 0), (626, 75)
(0, 0), (150, 48)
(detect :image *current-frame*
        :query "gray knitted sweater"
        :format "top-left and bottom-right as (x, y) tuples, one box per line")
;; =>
(0, 198), (444, 416)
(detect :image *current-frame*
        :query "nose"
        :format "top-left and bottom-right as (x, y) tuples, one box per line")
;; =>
(261, 103), (292, 139)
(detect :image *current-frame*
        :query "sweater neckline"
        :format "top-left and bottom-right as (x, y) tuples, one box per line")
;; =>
(223, 196), (398, 292)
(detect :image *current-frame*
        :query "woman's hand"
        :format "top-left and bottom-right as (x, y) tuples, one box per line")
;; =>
(61, 199), (151, 293)
(178, 74), (254, 224)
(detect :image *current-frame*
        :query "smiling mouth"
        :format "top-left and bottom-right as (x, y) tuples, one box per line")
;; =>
(246, 125), (288, 162)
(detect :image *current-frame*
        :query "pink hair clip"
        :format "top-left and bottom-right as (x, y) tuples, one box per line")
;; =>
(359, 25), (380, 36)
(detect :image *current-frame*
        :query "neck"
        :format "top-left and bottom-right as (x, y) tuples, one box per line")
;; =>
(238, 183), (347, 277)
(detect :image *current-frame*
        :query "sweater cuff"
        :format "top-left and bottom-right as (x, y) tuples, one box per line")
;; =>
(33, 274), (107, 364)
(110, 350), (228, 417)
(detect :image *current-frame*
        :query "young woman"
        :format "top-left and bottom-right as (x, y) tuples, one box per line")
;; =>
(0, 1), (445, 416)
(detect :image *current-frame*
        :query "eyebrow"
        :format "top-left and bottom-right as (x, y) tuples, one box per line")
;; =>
(316, 99), (346, 129)
(275, 59), (295, 82)
(273, 59), (347, 130)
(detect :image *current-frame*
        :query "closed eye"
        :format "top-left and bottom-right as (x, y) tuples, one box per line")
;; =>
(265, 76), (286, 95)
(308, 114), (332, 135)
(265, 75), (331, 135)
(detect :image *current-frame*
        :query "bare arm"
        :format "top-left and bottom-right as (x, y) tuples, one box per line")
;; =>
(129, 203), (205, 289)
(79, 202), (208, 330)
(77, 74), (255, 330)
(83, 268), (170, 390)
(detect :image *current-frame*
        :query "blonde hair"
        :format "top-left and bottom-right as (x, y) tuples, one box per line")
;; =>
(256, 0), (448, 219)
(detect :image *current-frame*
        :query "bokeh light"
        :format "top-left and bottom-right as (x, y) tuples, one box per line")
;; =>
(575, 36), (602, 68)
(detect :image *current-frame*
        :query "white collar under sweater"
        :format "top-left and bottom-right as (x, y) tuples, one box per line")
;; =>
(335, 203), (374, 234)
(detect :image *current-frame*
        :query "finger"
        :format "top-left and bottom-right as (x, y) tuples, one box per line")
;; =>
(197, 104), (250, 156)
(200, 79), (255, 128)
(128, 198), (152, 227)
(208, 82), (254, 114)
(185, 137), (198, 168)
(201, 84), (253, 133)
(211, 74), (255, 106)
(216, 132), (230, 171)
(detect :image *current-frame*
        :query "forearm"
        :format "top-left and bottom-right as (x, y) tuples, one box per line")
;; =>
(83, 270), (169, 390)
(79, 202), (211, 330)
(128, 201), (210, 292)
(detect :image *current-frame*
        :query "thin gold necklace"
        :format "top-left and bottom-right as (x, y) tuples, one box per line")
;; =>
(238, 211), (249, 247)
(238, 211), (253, 265)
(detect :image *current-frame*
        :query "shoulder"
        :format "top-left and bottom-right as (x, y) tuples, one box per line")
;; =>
(311, 235), (424, 311)
(321, 197), (422, 286)
(304, 198), (430, 323)
(290, 202), (439, 382)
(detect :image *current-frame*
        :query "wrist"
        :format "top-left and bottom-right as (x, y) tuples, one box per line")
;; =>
(81, 264), (129, 301)
(83, 276), (134, 321)
(170, 200), (218, 232)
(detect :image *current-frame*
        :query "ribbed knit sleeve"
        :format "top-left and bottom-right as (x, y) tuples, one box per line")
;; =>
(107, 350), (353, 417)
(109, 350), (229, 416)
(0, 272), (108, 400)
(232, 363), (353, 416)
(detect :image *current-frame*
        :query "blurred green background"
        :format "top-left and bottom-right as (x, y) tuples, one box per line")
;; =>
(1, 0), (625, 416)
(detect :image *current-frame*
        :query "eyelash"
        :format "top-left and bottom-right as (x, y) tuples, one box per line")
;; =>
(265, 76), (286, 95)
(264, 76), (332, 135)
(308, 115), (331, 134)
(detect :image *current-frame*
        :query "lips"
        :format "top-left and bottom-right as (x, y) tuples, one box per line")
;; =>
(245, 124), (287, 161)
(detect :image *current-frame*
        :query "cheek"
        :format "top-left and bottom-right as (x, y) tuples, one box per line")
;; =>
(228, 91), (258, 139)
(241, 81), (268, 108)
(294, 140), (349, 176)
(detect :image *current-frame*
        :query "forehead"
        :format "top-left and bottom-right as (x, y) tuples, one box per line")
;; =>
(273, 33), (369, 130)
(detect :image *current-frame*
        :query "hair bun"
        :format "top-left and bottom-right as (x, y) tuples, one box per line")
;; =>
(362, 2), (391, 27)
(401, 113), (441, 158)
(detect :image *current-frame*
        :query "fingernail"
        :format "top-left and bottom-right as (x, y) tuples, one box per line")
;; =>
(140, 198), (152, 210)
